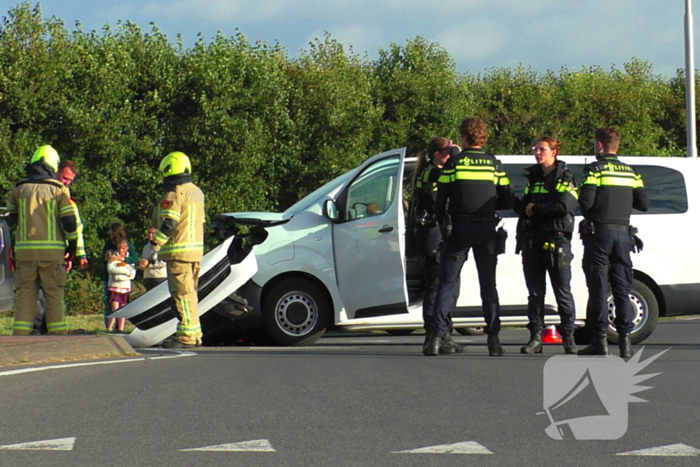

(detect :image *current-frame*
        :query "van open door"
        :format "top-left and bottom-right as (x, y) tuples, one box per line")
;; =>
(330, 149), (409, 319)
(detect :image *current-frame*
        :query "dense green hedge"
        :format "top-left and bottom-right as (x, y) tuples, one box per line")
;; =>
(0, 2), (694, 314)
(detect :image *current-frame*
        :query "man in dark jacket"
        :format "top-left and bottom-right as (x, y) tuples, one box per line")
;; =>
(578, 127), (649, 358)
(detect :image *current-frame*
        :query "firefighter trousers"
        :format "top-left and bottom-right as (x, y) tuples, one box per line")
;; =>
(13, 260), (67, 335)
(166, 260), (202, 345)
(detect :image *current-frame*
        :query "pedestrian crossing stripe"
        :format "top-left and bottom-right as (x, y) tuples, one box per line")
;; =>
(617, 443), (700, 456)
(0, 437), (75, 451)
(393, 441), (493, 454)
(180, 439), (276, 452)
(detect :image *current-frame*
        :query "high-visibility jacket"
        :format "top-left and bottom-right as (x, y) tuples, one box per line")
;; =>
(435, 148), (513, 224)
(6, 178), (78, 262)
(153, 181), (205, 262)
(516, 160), (578, 236)
(578, 154), (649, 225)
(69, 197), (87, 260)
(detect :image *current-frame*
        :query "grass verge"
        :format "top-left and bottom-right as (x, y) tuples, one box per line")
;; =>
(0, 312), (134, 336)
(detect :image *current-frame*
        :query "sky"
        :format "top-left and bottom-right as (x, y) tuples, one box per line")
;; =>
(0, 0), (696, 78)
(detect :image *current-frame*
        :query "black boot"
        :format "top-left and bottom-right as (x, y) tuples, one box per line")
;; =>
(423, 336), (441, 356)
(521, 328), (542, 354)
(578, 335), (609, 356)
(487, 334), (504, 356)
(422, 334), (431, 354)
(618, 333), (633, 358)
(562, 328), (578, 355)
(440, 335), (467, 354)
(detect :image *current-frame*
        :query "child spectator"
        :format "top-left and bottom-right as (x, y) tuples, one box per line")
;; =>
(105, 239), (136, 332)
(139, 227), (167, 290)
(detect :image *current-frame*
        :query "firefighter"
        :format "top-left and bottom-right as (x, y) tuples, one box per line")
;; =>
(150, 151), (205, 349)
(6, 145), (79, 335)
(427, 117), (513, 356)
(515, 137), (578, 355)
(578, 127), (649, 358)
(32, 160), (88, 335)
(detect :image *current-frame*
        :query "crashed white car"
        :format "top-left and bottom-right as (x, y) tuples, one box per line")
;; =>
(117, 148), (700, 347)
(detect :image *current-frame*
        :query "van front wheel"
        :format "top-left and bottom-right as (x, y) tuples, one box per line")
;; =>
(263, 278), (330, 346)
(606, 279), (659, 345)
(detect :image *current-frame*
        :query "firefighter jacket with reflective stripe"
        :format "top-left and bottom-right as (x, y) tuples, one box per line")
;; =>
(435, 148), (513, 224)
(153, 181), (205, 262)
(578, 155), (649, 225)
(7, 178), (78, 261)
(515, 160), (577, 243)
(69, 197), (87, 260)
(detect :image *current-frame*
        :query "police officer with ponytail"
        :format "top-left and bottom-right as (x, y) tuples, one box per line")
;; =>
(578, 127), (649, 358)
(411, 137), (465, 356)
(515, 137), (578, 355)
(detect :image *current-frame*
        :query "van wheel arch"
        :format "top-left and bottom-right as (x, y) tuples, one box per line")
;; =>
(261, 274), (333, 346)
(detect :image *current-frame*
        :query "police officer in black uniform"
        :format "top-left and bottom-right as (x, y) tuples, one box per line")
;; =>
(426, 117), (513, 357)
(578, 127), (649, 358)
(412, 137), (464, 355)
(515, 137), (578, 355)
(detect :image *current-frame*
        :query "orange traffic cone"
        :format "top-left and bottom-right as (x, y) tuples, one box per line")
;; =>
(541, 325), (563, 344)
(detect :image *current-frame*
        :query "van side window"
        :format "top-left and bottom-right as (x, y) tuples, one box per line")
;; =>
(501, 163), (688, 217)
(342, 156), (400, 221)
(635, 165), (688, 214)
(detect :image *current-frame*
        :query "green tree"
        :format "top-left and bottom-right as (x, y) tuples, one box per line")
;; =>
(372, 37), (464, 156)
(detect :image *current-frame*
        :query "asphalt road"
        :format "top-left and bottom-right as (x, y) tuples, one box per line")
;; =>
(1, 318), (699, 467)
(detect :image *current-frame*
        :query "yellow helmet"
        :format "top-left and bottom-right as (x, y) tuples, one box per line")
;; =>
(159, 151), (191, 177)
(30, 145), (60, 172)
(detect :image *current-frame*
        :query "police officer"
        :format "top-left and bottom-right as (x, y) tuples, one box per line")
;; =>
(150, 151), (205, 349)
(578, 127), (649, 358)
(412, 137), (465, 355)
(426, 117), (513, 356)
(515, 137), (577, 355)
(6, 145), (79, 335)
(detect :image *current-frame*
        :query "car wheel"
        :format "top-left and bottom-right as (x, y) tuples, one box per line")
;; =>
(385, 329), (415, 336)
(456, 327), (485, 336)
(606, 279), (659, 345)
(263, 278), (330, 346)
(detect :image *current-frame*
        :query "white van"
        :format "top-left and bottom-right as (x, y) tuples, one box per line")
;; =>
(224, 149), (699, 346)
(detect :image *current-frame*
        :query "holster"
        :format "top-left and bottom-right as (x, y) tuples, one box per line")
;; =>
(542, 237), (567, 270)
(578, 219), (593, 240)
(490, 227), (508, 256)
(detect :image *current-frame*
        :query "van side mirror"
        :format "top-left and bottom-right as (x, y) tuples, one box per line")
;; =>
(323, 199), (339, 221)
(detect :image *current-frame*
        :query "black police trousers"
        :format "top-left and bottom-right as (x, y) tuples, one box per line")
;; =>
(415, 224), (459, 333)
(430, 221), (500, 338)
(582, 229), (634, 336)
(521, 236), (576, 332)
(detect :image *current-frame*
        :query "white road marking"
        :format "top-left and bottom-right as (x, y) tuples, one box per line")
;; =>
(0, 437), (75, 451)
(393, 441), (493, 454)
(180, 439), (276, 452)
(617, 443), (700, 456)
(0, 352), (195, 377)
(348, 340), (392, 344)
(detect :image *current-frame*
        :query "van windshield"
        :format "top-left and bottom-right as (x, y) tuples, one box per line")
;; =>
(284, 168), (359, 215)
